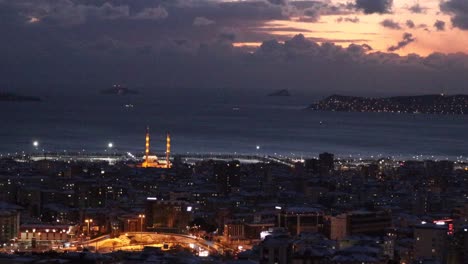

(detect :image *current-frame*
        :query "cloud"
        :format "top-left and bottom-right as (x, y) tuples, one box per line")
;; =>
(434, 20), (446, 31)
(408, 3), (427, 14)
(296, 2), (354, 22)
(355, 0), (393, 14)
(441, 0), (468, 30)
(16, 0), (130, 25)
(134, 6), (168, 20)
(337, 17), (360, 23)
(193, 16), (215, 26)
(347, 43), (373, 55)
(0, 0), (172, 25)
(0, 0), (353, 31)
(267, 0), (288, 5)
(418, 23), (428, 28)
(381, 19), (401, 30)
(388, 33), (415, 52)
(1, 1), (468, 97)
(0, 0), (294, 48)
(406, 20), (415, 29)
(1, 30), (468, 96)
(219, 32), (236, 41)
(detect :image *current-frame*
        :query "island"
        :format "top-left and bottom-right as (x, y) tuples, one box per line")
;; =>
(308, 94), (468, 115)
(0, 92), (41, 102)
(268, 89), (291, 97)
(100, 84), (139, 95)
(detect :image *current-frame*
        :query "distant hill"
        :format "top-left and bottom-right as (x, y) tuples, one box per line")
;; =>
(308, 94), (468, 115)
(268, 89), (291, 97)
(0, 92), (41, 102)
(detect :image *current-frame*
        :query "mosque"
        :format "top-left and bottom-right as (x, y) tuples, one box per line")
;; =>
(139, 127), (171, 169)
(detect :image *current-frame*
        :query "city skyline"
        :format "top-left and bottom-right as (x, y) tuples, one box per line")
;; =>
(2, 1), (468, 263)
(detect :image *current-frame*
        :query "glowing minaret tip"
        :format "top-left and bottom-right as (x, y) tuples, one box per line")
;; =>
(166, 132), (171, 168)
(144, 126), (150, 168)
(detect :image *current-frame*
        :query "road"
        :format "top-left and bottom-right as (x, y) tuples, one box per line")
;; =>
(79, 232), (231, 255)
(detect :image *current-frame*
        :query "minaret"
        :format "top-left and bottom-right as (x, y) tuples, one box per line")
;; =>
(144, 126), (150, 168)
(166, 132), (171, 168)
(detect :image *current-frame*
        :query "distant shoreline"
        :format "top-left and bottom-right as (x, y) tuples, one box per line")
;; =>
(309, 94), (468, 115)
(2, 151), (466, 163)
(0, 92), (41, 102)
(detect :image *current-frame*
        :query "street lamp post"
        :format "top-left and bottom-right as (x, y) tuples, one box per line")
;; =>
(138, 214), (145, 240)
(32, 141), (39, 158)
(107, 142), (114, 163)
(85, 219), (93, 236)
(32, 141), (47, 160)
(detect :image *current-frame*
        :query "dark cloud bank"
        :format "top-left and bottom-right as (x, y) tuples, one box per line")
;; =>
(355, 0), (393, 14)
(441, 0), (468, 30)
(1, 0), (468, 97)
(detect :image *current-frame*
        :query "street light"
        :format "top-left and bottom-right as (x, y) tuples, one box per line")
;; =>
(31, 140), (48, 160)
(107, 142), (114, 163)
(85, 219), (93, 236)
(138, 214), (145, 240)
(138, 214), (145, 230)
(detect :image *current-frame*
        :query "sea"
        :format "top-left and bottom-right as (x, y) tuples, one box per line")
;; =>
(1, 93), (467, 161)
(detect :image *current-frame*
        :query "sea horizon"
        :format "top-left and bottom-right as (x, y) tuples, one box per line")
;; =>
(2, 93), (467, 161)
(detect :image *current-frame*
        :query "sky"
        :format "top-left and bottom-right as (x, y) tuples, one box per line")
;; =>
(1, 0), (468, 96)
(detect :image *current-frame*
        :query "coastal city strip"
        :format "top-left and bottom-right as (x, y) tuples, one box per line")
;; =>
(1, 148), (468, 263)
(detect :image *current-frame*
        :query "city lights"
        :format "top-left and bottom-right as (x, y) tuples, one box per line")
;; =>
(2, 130), (468, 262)
(2, 0), (468, 261)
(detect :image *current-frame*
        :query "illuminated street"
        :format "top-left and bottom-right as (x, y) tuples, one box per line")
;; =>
(79, 232), (232, 256)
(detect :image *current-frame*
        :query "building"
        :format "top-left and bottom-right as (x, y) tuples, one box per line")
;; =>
(414, 223), (448, 263)
(145, 199), (193, 233)
(332, 245), (385, 264)
(214, 160), (241, 195)
(0, 202), (21, 242)
(330, 210), (392, 240)
(18, 224), (72, 249)
(224, 222), (275, 241)
(224, 222), (245, 241)
(330, 214), (347, 241)
(304, 159), (320, 174)
(450, 227), (468, 263)
(119, 214), (146, 233)
(259, 229), (292, 264)
(319, 152), (334, 175)
(139, 127), (171, 169)
(277, 207), (324, 235)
